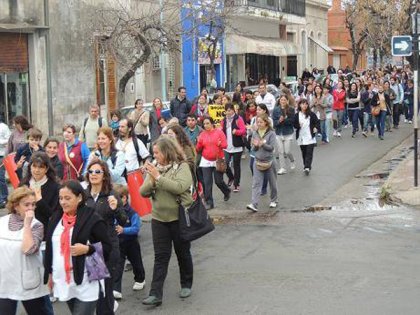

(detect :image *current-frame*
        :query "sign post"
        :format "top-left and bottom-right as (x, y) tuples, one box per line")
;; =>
(413, 10), (419, 187)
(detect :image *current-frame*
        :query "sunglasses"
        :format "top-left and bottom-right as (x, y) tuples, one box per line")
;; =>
(88, 169), (104, 174)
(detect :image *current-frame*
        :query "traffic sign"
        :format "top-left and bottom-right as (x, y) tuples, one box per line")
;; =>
(392, 36), (412, 56)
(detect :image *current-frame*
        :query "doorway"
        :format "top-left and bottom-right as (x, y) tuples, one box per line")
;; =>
(0, 72), (30, 124)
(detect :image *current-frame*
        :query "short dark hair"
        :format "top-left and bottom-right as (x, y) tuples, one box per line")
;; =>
(63, 123), (76, 134)
(187, 114), (197, 120)
(21, 152), (57, 184)
(178, 86), (186, 92)
(13, 116), (32, 131)
(110, 110), (122, 120)
(224, 103), (235, 111)
(202, 116), (214, 125)
(60, 180), (87, 209)
(217, 87), (226, 93)
(256, 103), (268, 113)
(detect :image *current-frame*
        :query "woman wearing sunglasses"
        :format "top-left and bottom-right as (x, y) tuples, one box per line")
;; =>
(84, 160), (127, 314)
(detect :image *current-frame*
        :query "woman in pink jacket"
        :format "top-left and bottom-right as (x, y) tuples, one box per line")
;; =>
(196, 117), (230, 210)
(332, 81), (346, 138)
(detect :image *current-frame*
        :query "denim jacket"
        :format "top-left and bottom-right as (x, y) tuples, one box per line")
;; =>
(272, 106), (295, 136)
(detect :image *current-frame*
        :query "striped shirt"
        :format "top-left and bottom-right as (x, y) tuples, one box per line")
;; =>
(8, 213), (44, 255)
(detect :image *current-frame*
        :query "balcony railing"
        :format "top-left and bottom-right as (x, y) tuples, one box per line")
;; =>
(226, 0), (305, 17)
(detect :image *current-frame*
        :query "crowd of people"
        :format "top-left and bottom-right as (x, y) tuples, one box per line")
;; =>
(0, 63), (416, 314)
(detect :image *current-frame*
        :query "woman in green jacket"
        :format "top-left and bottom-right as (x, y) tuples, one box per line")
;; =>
(140, 136), (193, 306)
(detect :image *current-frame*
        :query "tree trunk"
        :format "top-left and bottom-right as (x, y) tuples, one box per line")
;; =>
(117, 34), (151, 105)
(373, 49), (377, 69)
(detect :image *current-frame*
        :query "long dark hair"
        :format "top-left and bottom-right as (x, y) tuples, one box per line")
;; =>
(85, 160), (112, 195)
(13, 115), (32, 131)
(298, 99), (310, 117)
(21, 152), (57, 184)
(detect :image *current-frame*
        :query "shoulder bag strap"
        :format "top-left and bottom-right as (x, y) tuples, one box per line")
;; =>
(64, 144), (82, 177)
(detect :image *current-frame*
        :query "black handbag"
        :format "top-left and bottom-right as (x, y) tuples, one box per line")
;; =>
(178, 166), (215, 241)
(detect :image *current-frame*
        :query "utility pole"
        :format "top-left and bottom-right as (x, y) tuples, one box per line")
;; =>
(160, 0), (167, 102)
(413, 3), (419, 187)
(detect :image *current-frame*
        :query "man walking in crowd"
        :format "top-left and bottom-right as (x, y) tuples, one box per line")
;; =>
(79, 104), (107, 151)
(255, 83), (276, 115)
(116, 118), (150, 172)
(390, 77), (404, 129)
(184, 114), (203, 145)
(170, 86), (192, 127)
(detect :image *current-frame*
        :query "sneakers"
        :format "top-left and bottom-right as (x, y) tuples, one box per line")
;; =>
(304, 168), (310, 175)
(333, 130), (337, 137)
(179, 288), (192, 298)
(142, 295), (162, 306)
(405, 119), (408, 123)
(362, 131), (367, 137)
(113, 290), (122, 300)
(233, 186), (240, 193)
(246, 204), (258, 212)
(114, 300), (119, 312)
(290, 162), (296, 170)
(241, 153), (247, 159)
(277, 168), (287, 175)
(133, 280), (146, 291)
(351, 133), (355, 138)
(224, 190), (231, 201)
(269, 202), (277, 208)
(409, 120), (413, 124)
(337, 132), (342, 137)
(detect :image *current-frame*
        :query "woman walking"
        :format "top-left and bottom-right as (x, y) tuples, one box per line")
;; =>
(196, 117), (231, 210)
(246, 114), (278, 212)
(84, 160), (127, 314)
(272, 95), (296, 174)
(0, 186), (52, 315)
(332, 81), (346, 138)
(311, 84), (328, 143)
(346, 82), (361, 138)
(294, 99), (320, 175)
(44, 138), (64, 180)
(44, 180), (112, 315)
(371, 83), (391, 140)
(140, 136), (194, 306)
(58, 124), (90, 181)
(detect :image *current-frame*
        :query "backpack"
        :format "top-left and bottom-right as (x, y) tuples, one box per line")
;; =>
(109, 150), (128, 181)
(83, 117), (103, 139)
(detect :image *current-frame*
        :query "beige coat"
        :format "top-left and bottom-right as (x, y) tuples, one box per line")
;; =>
(129, 110), (150, 136)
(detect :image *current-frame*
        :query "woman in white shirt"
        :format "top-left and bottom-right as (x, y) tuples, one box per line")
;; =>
(293, 99), (320, 175)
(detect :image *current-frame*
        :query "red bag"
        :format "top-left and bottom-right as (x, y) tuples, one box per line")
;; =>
(127, 169), (152, 217)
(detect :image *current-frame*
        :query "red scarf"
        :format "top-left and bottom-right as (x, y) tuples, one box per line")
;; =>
(60, 213), (77, 284)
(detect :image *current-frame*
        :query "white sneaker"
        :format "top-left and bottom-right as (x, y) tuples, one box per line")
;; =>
(333, 130), (337, 137)
(405, 119), (408, 123)
(133, 280), (146, 291)
(269, 202), (277, 208)
(337, 132), (342, 137)
(113, 290), (122, 300)
(114, 300), (119, 312)
(246, 204), (258, 212)
(409, 120), (412, 124)
(277, 168), (287, 175)
(290, 162), (296, 170)
(304, 168), (310, 175)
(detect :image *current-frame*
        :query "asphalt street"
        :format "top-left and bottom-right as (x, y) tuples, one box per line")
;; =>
(47, 123), (420, 315)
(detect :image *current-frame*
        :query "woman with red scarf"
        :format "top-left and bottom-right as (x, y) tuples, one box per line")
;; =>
(149, 98), (164, 145)
(44, 180), (111, 315)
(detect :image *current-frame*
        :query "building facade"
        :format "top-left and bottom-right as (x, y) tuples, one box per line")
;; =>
(327, 0), (367, 70)
(225, 0), (330, 89)
(0, 0), (181, 136)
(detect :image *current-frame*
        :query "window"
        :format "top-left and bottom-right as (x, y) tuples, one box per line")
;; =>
(287, 32), (295, 43)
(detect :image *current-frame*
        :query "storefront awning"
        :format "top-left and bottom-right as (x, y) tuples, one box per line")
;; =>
(308, 36), (333, 53)
(226, 34), (302, 57)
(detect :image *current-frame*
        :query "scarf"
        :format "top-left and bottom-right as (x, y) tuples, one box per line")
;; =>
(60, 213), (77, 284)
(156, 162), (175, 174)
(29, 176), (48, 189)
(246, 108), (257, 123)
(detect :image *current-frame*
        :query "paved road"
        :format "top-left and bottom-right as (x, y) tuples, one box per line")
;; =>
(48, 123), (420, 315)
(213, 123), (413, 211)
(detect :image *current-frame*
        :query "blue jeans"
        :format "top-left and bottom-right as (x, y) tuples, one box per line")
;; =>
(342, 104), (349, 125)
(363, 112), (374, 132)
(349, 109), (360, 135)
(320, 120), (327, 142)
(376, 110), (387, 137)
(0, 157), (8, 203)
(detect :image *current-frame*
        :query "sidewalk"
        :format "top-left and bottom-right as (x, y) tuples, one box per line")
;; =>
(385, 151), (420, 208)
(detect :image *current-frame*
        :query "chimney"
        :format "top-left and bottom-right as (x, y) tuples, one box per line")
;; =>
(331, 0), (342, 11)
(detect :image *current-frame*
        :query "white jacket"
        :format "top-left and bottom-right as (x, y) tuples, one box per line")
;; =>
(0, 122), (11, 157)
(255, 92), (276, 115)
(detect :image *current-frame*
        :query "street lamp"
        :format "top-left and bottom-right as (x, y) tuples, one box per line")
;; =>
(412, 1), (419, 186)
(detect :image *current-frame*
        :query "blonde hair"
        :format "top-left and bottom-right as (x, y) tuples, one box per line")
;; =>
(6, 186), (35, 214)
(256, 113), (273, 130)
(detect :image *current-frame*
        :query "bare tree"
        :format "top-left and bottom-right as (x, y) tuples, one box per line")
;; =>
(92, 0), (181, 104)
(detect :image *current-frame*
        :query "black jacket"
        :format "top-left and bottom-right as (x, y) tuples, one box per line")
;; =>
(44, 206), (111, 285)
(85, 189), (127, 245)
(20, 178), (60, 240)
(170, 97), (192, 127)
(222, 114), (244, 148)
(293, 111), (320, 141)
